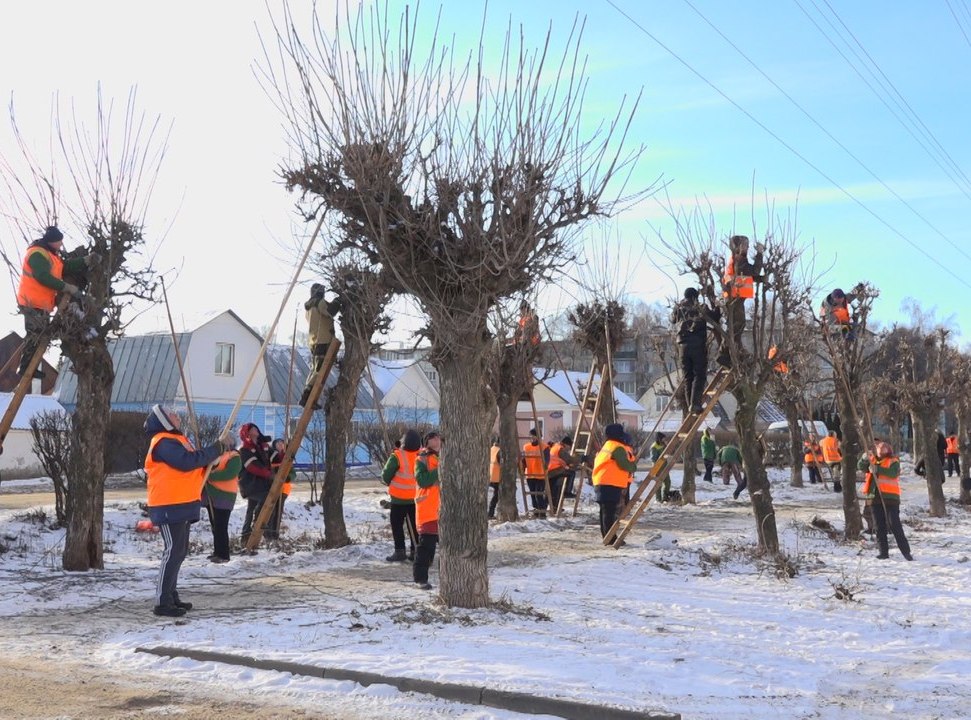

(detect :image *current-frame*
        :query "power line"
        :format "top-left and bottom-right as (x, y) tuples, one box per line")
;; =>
(945, 0), (971, 50)
(680, 0), (971, 266)
(602, 0), (971, 292)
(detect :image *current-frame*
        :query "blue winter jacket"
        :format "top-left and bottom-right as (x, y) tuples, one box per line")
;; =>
(144, 413), (222, 525)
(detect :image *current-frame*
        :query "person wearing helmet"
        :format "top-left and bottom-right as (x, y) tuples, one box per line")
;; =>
(300, 283), (344, 410)
(858, 441), (913, 560)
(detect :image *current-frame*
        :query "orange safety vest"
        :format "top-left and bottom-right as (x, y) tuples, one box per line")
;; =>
(832, 305), (850, 324)
(722, 254), (754, 299)
(803, 442), (823, 465)
(946, 436), (959, 455)
(767, 345), (789, 374)
(145, 432), (206, 507)
(862, 455), (900, 499)
(522, 440), (547, 479)
(489, 445), (500, 484)
(270, 460), (293, 496)
(593, 439), (634, 488)
(517, 314), (540, 345)
(207, 451), (240, 494)
(17, 247), (63, 312)
(819, 436), (842, 463)
(388, 448), (418, 501)
(547, 442), (568, 472)
(415, 451), (440, 527)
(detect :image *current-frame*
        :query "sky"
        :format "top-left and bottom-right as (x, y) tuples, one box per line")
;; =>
(1, 0), (970, 351)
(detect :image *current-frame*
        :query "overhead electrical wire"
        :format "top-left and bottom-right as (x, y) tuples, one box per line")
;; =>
(602, 0), (971, 292)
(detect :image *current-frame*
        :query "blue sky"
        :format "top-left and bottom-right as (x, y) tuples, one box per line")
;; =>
(1, 1), (968, 347)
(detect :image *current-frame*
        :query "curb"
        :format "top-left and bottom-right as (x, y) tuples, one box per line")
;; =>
(135, 646), (679, 720)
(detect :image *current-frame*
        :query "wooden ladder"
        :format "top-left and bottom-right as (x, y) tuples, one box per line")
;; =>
(796, 397), (835, 489)
(245, 340), (341, 550)
(603, 367), (734, 547)
(555, 361), (606, 517)
(516, 390), (554, 519)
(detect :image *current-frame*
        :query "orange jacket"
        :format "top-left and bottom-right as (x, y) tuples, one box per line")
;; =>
(803, 441), (824, 465)
(489, 445), (500, 484)
(388, 448), (418, 500)
(415, 450), (440, 529)
(723, 255), (754, 299)
(819, 435), (842, 463)
(145, 432), (206, 508)
(862, 455), (900, 500)
(946, 436), (959, 455)
(547, 442), (569, 472)
(522, 440), (547, 479)
(17, 247), (63, 312)
(593, 440), (635, 488)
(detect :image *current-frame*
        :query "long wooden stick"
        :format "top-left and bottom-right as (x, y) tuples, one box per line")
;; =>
(161, 278), (199, 445)
(604, 318), (617, 424)
(284, 308), (299, 444)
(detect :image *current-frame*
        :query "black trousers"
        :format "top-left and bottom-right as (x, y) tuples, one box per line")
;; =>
(872, 501), (911, 558)
(265, 494), (286, 540)
(527, 478), (548, 511)
(703, 459), (714, 482)
(413, 533), (439, 584)
(488, 483), (499, 518)
(597, 485), (623, 538)
(807, 464), (821, 484)
(156, 521), (191, 607)
(679, 343), (708, 410)
(205, 504), (232, 560)
(389, 502), (417, 551)
(240, 495), (268, 542)
(947, 454), (960, 477)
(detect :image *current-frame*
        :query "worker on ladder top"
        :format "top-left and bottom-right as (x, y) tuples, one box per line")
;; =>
(819, 285), (863, 341)
(718, 235), (764, 367)
(672, 287), (721, 413)
(301, 282), (344, 410)
(512, 300), (541, 347)
(16, 225), (97, 378)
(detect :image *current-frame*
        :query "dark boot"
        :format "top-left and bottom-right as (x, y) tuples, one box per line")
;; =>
(386, 549), (408, 562)
(153, 604), (187, 617)
(172, 593), (193, 611)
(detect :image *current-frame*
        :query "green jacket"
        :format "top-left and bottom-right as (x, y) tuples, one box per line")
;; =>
(649, 442), (665, 462)
(416, 450), (439, 488)
(27, 247), (86, 292)
(700, 434), (716, 460)
(611, 445), (638, 473)
(717, 445), (742, 464)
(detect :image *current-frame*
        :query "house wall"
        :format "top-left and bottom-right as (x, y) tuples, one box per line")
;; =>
(0, 430), (45, 478)
(181, 313), (271, 406)
(380, 366), (438, 409)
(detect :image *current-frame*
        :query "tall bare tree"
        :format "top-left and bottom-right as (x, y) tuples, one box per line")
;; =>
(663, 207), (811, 554)
(0, 90), (167, 570)
(263, 6), (645, 606)
(568, 299), (626, 429)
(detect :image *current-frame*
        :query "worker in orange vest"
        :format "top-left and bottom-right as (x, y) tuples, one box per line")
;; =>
(803, 439), (824, 485)
(945, 434), (960, 478)
(144, 404), (233, 616)
(382, 428), (421, 560)
(488, 437), (501, 519)
(511, 300), (541, 346)
(266, 438), (296, 540)
(592, 423), (638, 538)
(858, 441), (913, 560)
(201, 448), (241, 564)
(819, 285), (863, 340)
(819, 431), (843, 492)
(413, 431), (442, 590)
(521, 427), (550, 517)
(15, 225), (97, 378)
(546, 436), (578, 509)
(717, 235), (763, 367)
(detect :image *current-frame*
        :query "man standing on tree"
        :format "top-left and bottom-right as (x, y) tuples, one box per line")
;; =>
(144, 404), (233, 616)
(718, 235), (763, 367)
(15, 226), (96, 378)
(671, 287), (720, 413)
(300, 283), (343, 410)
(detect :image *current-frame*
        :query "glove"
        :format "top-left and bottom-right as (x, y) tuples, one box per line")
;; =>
(218, 431), (235, 451)
(85, 252), (102, 268)
(62, 283), (80, 296)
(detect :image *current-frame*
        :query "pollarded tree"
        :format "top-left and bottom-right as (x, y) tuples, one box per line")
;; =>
(0, 91), (168, 570)
(319, 262), (392, 547)
(946, 349), (971, 505)
(264, 6), (646, 606)
(664, 207), (812, 554)
(568, 299), (626, 430)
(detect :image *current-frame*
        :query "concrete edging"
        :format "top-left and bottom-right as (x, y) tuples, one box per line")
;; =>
(135, 645), (679, 720)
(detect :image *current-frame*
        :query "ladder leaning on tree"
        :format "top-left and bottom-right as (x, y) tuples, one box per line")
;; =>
(554, 360), (606, 517)
(603, 366), (734, 547)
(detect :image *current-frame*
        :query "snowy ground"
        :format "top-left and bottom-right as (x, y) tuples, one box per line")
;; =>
(1, 463), (970, 719)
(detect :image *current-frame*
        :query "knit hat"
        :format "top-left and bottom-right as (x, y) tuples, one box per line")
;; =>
(310, 283), (325, 296)
(149, 404), (175, 432)
(605, 423), (625, 441)
(40, 226), (64, 246)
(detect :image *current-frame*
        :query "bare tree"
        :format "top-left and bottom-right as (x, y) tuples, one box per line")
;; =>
(947, 350), (971, 504)
(568, 299), (626, 429)
(662, 206), (811, 554)
(0, 90), (168, 570)
(263, 6), (646, 606)
(28, 409), (73, 526)
(320, 262), (392, 548)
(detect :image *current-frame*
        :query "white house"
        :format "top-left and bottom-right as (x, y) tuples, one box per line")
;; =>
(0, 393), (67, 479)
(366, 358), (440, 424)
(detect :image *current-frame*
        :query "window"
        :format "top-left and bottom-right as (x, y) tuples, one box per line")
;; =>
(618, 381), (637, 395)
(215, 343), (235, 376)
(656, 394), (670, 412)
(614, 359), (635, 373)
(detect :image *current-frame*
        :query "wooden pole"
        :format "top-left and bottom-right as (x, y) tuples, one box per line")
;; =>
(284, 308), (299, 444)
(604, 318), (617, 424)
(161, 278), (199, 444)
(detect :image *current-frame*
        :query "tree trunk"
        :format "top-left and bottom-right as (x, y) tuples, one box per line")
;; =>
(437, 343), (492, 608)
(61, 341), (113, 571)
(783, 398), (803, 487)
(496, 397), (521, 522)
(322, 349), (369, 548)
(887, 408), (903, 457)
(733, 388), (779, 553)
(959, 409), (971, 505)
(595, 351), (616, 430)
(914, 410), (947, 517)
(834, 381), (863, 540)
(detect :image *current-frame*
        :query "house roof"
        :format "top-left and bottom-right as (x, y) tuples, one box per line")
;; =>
(0, 393), (67, 430)
(55, 333), (189, 406)
(534, 368), (645, 413)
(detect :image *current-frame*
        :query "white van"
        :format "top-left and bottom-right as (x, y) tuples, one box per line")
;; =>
(766, 420), (829, 439)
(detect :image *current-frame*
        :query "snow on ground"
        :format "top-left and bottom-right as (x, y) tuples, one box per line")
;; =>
(2, 465), (971, 719)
